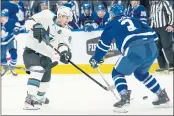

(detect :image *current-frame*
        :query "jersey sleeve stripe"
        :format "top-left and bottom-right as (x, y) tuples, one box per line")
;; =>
(98, 40), (111, 48)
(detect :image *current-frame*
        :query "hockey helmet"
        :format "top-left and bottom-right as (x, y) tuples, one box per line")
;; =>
(1, 9), (9, 17)
(109, 4), (125, 17)
(96, 4), (105, 11)
(57, 6), (73, 22)
(82, 3), (91, 11)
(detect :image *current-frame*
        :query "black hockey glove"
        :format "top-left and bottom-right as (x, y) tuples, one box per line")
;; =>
(60, 50), (72, 64)
(33, 23), (46, 43)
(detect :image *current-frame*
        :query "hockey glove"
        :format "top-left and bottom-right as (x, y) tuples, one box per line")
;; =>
(13, 27), (20, 35)
(99, 57), (105, 64)
(89, 57), (99, 68)
(60, 50), (72, 64)
(33, 23), (46, 43)
(84, 24), (94, 32)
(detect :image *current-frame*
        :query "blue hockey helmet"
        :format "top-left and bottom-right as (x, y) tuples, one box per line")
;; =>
(83, 3), (91, 10)
(109, 4), (125, 17)
(41, 0), (48, 5)
(1, 9), (9, 17)
(96, 4), (105, 11)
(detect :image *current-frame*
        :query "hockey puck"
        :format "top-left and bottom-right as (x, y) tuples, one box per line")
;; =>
(143, 96), (148, 100)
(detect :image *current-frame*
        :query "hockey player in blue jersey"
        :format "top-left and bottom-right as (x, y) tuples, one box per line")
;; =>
(2, 0), (26, 25)
(84, 4), (109, 32)
(1, 9), (24, 76)
(126, 0), (148, 24)
(79, 3), (93, 29)
(89, 4), (171, 111)
(92, 4), (109, 28)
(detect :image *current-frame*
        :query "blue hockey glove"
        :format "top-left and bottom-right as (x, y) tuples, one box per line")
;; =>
(84, 24), (94, 32)
(89, 57), (99, 68)
(13, 27), (20, 35)
(99, 57), (105, 64)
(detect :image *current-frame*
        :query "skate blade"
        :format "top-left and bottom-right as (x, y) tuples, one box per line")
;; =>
(113, 104), (129, 113)
(154, 102), (173, 108)
(23, 107), (40, 110)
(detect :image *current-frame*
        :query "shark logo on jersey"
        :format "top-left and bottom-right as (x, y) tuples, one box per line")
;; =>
(86, 37), (121, 58)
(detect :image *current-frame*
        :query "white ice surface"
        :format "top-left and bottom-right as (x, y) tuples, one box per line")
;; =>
(1, 73), (173, 115)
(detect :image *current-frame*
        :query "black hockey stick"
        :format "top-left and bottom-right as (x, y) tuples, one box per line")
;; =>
(41, 36), (110, 91)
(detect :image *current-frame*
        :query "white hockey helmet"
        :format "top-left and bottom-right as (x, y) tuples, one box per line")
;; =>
(57, 6), (73, 22)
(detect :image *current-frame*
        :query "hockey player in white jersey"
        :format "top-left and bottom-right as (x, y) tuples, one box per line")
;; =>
(23, 0), (73, 110)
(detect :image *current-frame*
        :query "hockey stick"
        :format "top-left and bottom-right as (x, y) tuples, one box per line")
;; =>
(96, 67), (149, 101)
(1, 61), (58, 74)
(96, 67), (120, 100)
(162, 48), (170, 73)
(41, 35), (113, 91)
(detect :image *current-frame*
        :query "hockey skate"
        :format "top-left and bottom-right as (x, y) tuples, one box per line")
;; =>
(1, 65), (9, 76)
(152, 89), (172, 108)
(23, 94), (42, 110)
(113, 90), (131, 113)
(39, 97), (49, 104)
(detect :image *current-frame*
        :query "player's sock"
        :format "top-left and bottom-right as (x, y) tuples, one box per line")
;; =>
(143, 74), (162, 95)
(25, 66), (44, 109)
(112, 70), (128, 96)
(134, 72), (162, 95)
(37, 82), (49, 104)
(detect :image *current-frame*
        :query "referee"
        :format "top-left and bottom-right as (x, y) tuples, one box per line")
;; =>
(150, 0), (174, 72)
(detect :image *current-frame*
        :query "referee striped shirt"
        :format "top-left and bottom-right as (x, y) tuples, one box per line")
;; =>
(150, 0), (174, 28)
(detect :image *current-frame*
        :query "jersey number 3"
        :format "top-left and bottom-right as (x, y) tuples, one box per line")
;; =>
(121, 19), (137, 32)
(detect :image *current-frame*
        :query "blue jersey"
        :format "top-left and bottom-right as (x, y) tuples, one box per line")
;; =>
(93, 16), (158, 62)
(126, 5), (148, 24)
(2, 1), (25, 25)
(91, 11), (109, 28)
(1, 19), (19, 45)
(79, 13), (93, 27)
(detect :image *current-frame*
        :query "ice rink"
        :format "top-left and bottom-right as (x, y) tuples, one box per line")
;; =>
(1, 73), (173, 115)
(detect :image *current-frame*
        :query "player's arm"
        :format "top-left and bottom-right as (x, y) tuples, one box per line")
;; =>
(89, 23), (116, 67)
(51, 26), (72, 64)
(163, 1), (174, 32)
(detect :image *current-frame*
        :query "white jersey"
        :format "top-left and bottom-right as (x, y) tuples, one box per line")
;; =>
(24, 9), (72, 60)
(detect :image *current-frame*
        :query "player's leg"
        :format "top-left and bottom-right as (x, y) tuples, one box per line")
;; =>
(8, 39), (18, 76)
(23, 48), (44, 110)
(37, 56), (52, 104)
(134, 41), (171, 107)
(112, 47), (141, 108)
(112, 39), (157, 108)
(1, 45), (9, 76)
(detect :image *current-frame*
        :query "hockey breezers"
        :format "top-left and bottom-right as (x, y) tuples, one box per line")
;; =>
(42, 34), (114, 91)
(1, 61), (58, 75)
